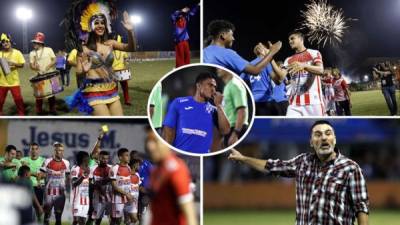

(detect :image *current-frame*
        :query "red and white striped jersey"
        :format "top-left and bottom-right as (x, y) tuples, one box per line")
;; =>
(89, 164), (112, 203)
(41, 158), (70, 196)
(130, 172), (141, 200)
(71, 165), (90, 206)
(284, 49), (324, 106)
(322, 76), (335, 101)
(109, 164), (131, 204)
(333, 77), (349, 102)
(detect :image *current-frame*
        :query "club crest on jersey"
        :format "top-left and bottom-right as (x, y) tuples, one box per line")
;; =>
(205, 103), (214, 114)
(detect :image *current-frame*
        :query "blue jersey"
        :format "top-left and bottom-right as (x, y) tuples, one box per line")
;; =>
(163, 96), (217, 154)
(171, 5), (199, 43)
(271, 79), (288, 103)
(241, 57), (273, 102)
(203, 45), (249, 74)
(139, 159), (153, 188)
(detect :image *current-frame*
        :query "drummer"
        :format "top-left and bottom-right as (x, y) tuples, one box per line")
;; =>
(29, 32), (57, 115)
(0, 33), (26, 116)
(112, 34), (131, 106)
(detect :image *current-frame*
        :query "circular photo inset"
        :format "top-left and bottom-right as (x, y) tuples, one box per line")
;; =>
(147, 63), (255, 156)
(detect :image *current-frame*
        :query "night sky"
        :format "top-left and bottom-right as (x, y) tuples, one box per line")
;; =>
(0, 0), (200, 52)
(204, 0), (400, 78)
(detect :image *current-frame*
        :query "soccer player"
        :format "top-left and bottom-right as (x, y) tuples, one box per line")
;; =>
(272, 31), (325, 116)
(125, 158), (141, 225)
(0, 144), (21, 182)
(203, 20), (282, 76)
(40, 142), (70, 225)
(71, 151), (91, 225)
(90, 151), (112, 225)
(110, 148), (132, 225)
(241, 43), (285, 115)
(228, 120), (369, 225)
(171, 4), (200, 67)
(217, 69), (248, 147)
(29, 32), (57, 115)
(21, 142), (46, 221)
(0, 33), (26, 115)
(149, 82), (163, 134)
(333, 68), (352, 116)
(147, 129), (197, 225)
(162, 72), (230, 154)
(322, 69), (336, 116)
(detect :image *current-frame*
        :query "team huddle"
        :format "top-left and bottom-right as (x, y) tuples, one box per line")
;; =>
(0, 129), (197, 225)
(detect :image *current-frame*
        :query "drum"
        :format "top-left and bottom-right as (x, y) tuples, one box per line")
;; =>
(114, 69), (132, 81)
(29, 71), (64, 98)
(0, 58), (11, 75)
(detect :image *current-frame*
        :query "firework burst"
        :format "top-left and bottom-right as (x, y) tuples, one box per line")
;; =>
(300, 0), (354, 47)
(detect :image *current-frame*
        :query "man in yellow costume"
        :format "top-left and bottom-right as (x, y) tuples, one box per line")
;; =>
(112, 35), (131, 105)
(0, 33), (26, 115)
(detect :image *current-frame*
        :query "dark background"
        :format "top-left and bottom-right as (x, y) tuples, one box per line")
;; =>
(0, 0), (200, 52)
(204, 0), (400, 79)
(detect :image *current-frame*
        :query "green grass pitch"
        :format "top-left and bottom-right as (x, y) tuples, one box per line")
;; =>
(204, 209), (400, 225)
(349, 89), (399, 116)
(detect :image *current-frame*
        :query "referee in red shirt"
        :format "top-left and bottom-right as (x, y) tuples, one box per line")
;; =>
(229, 120), (369, 225)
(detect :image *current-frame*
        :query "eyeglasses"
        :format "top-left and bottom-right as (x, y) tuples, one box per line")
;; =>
(1, 40), (10, 44)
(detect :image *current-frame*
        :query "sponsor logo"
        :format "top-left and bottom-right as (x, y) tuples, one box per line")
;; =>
(181, 128), (207, 137)
(184, 106), (193, 110)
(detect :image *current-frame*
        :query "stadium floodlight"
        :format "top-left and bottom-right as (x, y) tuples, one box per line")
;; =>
(364, 75), (369, 82)
(16, 6), (33, 54)
(130, 15), (142, 25)
(16, 7), (33, 21)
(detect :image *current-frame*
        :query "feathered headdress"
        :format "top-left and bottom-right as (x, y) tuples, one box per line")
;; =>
(63, 0), (117, 52)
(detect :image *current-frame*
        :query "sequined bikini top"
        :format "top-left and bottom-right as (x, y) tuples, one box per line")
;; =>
(88, 51), (114, 69)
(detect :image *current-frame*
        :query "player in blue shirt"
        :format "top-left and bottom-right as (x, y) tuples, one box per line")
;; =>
(241, 43), (285, 115)
(271, 78), (289, 115)
(162, 72), (230, 154)
(203, 19), (282, 75)
(171, 3), (200, 67)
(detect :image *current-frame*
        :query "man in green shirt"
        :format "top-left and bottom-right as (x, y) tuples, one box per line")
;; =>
(149, 82), (163, 134)
(218, 69), (249, 147)
(21, 142), (46, 221)
(0, 145), (21, 182)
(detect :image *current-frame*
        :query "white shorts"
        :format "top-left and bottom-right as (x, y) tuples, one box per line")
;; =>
(73, 204), (89, 218)
(124, 198), (139, 214)
(286, 104), (326, 117)
(92, 201), (111, 219)
(111, 203), (131, 218)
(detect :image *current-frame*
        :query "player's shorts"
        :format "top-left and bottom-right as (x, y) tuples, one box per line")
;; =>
(73, 204), (89, 218)
(44, 194), (66, 213)
(91, 201), (111, 219)
(124, 198), (139, 214)
(286, 104), (326, 117)
(111, 202), (132, 218)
